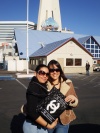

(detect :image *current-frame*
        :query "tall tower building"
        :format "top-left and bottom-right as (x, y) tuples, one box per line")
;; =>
(37, 0), (62, 31)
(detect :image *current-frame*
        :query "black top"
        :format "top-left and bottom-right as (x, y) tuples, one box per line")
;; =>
(86, 63), (90, 70)
(26, 76), (48, 124)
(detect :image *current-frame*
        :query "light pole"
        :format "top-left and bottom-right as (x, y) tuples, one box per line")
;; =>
(26, 0), (29, 74)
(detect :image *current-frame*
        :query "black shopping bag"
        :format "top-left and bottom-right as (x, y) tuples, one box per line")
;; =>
(36, 87), (69, 124)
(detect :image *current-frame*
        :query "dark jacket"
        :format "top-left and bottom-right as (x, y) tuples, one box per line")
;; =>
(86, 63), (90, 70)
(26, 76), (48, 124)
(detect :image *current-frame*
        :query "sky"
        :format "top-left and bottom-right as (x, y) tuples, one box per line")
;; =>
(0, 0), (100, 36)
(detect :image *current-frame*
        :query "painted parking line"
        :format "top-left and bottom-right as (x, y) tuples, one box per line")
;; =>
(81, 77), (97, 85)
(81, 75), (92, 80)
(83, 83), (90, 86)
(74, 86), (79, 89)
(16, 79), (27, 89)
(94, 84), (100, 87)
(89, 77), (97, 82)
(83, 77), (98, 86)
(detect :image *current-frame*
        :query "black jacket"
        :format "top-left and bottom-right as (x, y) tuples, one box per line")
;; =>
(86, 63), (90, 70)
(26, 76), (48, 123)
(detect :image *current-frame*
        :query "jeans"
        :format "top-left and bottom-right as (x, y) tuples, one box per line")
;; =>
(86, 70), (89, 75)
(23, 120), (48, 133)
(48, 123), (69, 133)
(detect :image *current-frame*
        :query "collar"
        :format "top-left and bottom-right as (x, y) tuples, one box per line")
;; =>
(47, 79), (71, 95)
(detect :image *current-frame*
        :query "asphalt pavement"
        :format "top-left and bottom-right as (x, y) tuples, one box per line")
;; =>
(0, 71), (100, 133)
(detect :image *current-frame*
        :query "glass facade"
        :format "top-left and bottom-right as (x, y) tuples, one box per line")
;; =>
(83, 37), (100, 58)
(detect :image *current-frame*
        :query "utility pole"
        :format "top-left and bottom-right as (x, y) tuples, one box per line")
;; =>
(26, 0), (29, 74)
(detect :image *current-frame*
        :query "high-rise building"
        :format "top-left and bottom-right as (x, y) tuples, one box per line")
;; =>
(37, 0), (62, 31)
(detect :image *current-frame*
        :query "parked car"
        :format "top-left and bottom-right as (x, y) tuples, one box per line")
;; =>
(93, 64), (100, 71)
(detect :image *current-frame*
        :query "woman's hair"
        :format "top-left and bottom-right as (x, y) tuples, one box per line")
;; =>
(48, 60), (67, 82)
(30, 64), (48, 83)
(35, 64), (48, 72)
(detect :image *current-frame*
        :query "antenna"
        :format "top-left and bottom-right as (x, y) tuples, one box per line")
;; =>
(38, 42), (45, 48)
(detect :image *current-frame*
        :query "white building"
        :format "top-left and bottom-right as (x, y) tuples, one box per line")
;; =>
(0, 21), (35, 70)
(29, 37), (93, 73)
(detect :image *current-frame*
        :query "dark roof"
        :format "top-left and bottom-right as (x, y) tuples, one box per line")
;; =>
(30, 38), (70, 57)
(78, 36), (91, 44)
(30, 37), (93, 57)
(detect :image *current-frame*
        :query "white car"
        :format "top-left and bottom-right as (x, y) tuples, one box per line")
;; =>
(93, 64), (100, 71)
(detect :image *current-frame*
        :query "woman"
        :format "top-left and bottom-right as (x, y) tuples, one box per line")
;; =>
(47, 60), (78, 133)
(23, 64), (58, 133)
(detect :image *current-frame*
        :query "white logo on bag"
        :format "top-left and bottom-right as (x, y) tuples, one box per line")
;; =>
(46, 100), (60, 114)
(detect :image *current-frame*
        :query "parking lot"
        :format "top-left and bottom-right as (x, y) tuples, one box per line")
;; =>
(0, 72), (100, 133)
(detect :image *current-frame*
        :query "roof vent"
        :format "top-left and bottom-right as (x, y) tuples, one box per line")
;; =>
(38, 42), (45, 48)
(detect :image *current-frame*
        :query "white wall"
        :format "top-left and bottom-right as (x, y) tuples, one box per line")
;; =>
(8, 60), (27, 71)
(8, 60), (16, 71)
(5, 56), (19, 60)
(0, 49), (3, 62)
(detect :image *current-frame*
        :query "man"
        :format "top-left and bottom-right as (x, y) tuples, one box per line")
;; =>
(86, 62), (90, 75)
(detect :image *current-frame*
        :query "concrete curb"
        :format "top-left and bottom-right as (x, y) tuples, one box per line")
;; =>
(16, 73), (34, 78)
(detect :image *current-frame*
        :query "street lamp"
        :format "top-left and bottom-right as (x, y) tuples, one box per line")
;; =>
(26, 0), (29, 74)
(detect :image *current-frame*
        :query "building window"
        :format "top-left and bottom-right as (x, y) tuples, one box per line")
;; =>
(95, 45), (98, 49)
(87, 49), (90, 52)
(91, 39), (95, 44)
(36, 60), (38, 65)
(91, 49), (94, 53)
(30, 59), (32, 64)
(95, 50), (98, 53)
(95, 54), (98, 57)
(32, 59), (35, 65)
(86, 44), (90, 48)
(39, 58), (43, 64)
(66, 58), (73, 66)
(86, 39), (90, 44)
(75, 59), (82, 66)
(66, 58), (82, 66)
(43, 58), (46, 64)
(91, 45), (94, 48)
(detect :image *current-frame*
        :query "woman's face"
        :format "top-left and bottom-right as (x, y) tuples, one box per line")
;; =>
(49, 64), (60, 80)
(36, 67), (49, 83)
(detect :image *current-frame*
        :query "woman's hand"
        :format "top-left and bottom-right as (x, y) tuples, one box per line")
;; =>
(65, 95), (76, 104)
(47, 118), (58, 129)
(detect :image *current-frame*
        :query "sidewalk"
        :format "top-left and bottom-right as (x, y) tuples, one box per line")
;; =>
(16, 72), (34, 78)
(0, 69), (35, 78)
